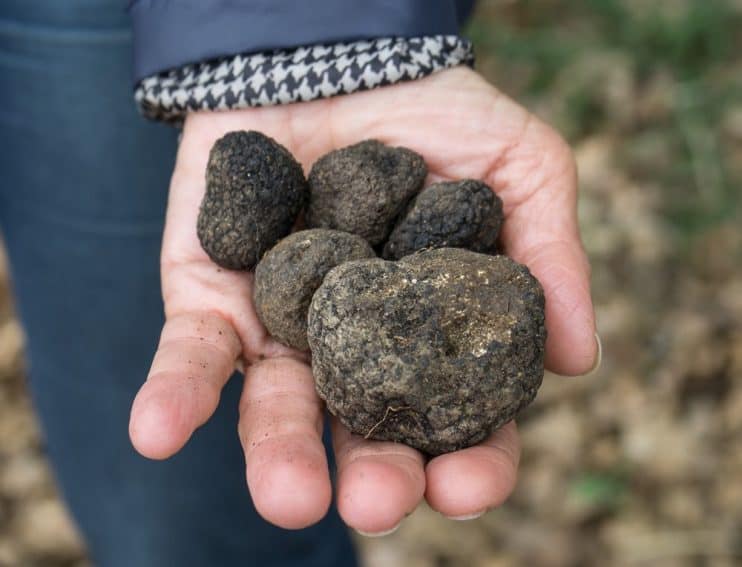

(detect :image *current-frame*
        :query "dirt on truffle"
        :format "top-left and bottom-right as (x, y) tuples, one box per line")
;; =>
(197, 130), (307, 270)
(305, 140), (427, 246)
(383, 179), (504, 260)
(308, 247), (546, 455)
(254, 229), (376, 351)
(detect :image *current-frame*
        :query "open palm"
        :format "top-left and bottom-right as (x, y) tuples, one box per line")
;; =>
(129, 67), (597, 534)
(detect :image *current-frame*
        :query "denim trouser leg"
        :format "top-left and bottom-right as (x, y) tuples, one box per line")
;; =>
(0, 3), (355, 566)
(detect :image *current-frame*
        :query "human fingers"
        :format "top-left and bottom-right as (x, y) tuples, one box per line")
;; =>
(331, 418), (426, 536)
(238, 357), (332, 529)
(425, 421), (520, 519)
(129, 311), (241, 459)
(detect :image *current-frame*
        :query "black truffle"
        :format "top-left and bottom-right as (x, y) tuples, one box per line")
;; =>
(306, 140), (427, 246)
(197, 131), (307, 270)
(383, 179), (504, 260)
(308, 248), (546, 456)
(254, 229), (376, 350)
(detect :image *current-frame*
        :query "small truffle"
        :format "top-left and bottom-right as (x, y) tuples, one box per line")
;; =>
(197, 131), (307, 270)
(306, 140), (427, 246)
(383, 179), (504, 260)
(308, 248), (546, 455)
(254, 229), (376, 350)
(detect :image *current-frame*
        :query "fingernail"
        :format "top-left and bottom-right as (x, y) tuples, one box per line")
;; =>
(587, 332), (602, 375)
(354, 522), (401, 538)
(446, 510), (486, 521)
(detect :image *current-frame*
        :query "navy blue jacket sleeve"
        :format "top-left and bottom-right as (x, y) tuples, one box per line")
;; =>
(129, 0), (466, 83)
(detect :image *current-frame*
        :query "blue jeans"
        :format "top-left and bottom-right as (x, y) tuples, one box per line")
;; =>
(0, 2), (356, 566)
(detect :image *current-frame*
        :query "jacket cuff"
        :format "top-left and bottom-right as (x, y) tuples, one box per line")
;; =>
(129, 0), (462, 82)
(134, 35), (474, 124)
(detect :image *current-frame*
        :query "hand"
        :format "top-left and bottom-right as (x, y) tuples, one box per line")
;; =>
(128, 67), (598, 533)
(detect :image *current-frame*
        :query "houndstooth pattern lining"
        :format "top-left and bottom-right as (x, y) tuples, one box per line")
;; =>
(135, 35), (474, 123)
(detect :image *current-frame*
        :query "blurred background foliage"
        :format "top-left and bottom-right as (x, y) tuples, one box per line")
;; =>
(0, 0), (740, 566)
(468, 0), (741, 237)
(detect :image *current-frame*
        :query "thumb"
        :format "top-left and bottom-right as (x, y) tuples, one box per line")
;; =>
(496, 125), (598, 376)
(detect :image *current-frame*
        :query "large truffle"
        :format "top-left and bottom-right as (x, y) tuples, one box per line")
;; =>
(254, 229), (375, 350)
(197, 131), (307, 270)
(383, 179), (504, 260)
(308, 248), (546, 455)
(306, 140), (427, 246)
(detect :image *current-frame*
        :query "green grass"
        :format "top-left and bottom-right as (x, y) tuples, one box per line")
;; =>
(589, 0), (736, 79)
(569, 471), (628, 512)
(465, 0), (742, 239)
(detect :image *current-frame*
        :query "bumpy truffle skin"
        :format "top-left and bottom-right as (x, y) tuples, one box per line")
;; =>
(197, 130), (307, 270)
(383, 179), (504, 260)
(306, 140), (427, 246)
(254, 229), (376, 350)
(307, 248), (546, 456)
